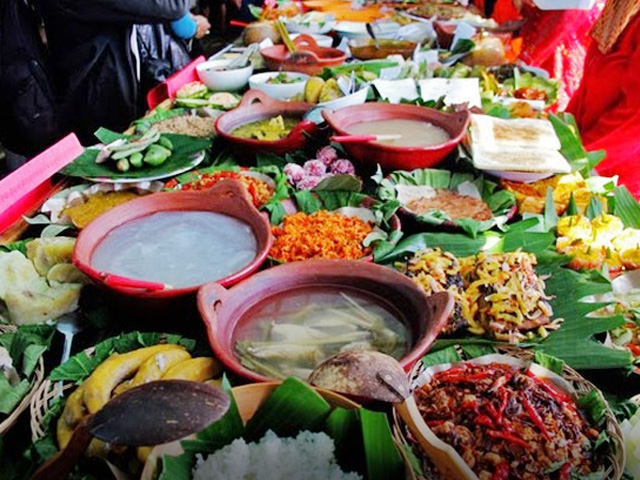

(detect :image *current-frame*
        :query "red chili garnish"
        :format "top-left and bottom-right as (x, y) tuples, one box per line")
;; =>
(486, 429), (531, 450)
(522, 394), (552, 441)
(476, 414), (494, 428)
(498, 386), (509, 417)
(493, 462), (509, 480)
(485, 403), (502, 424)
(433, 366), (467, 380)
(437, 371), (494, 383)
(526, 371), (573, 404)
(459, 396), (478, 412)
(627, 343), (640, 357)
(558, 462), (572, 480)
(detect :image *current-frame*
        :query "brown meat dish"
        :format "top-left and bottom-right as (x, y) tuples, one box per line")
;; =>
(404, 189), (493, 221)
(415, 362), (601, 480)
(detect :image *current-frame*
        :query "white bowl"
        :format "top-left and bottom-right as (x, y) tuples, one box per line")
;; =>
(284, 18), (336, 35)
(318, 85), (369, 110)
(290, 33), (333, 48)
(196, 59), (253, 92)
(248, 71), (310, 101)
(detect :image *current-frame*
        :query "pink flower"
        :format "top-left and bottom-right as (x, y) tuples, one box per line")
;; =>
(296, 175), (323, 190)
(316, 146), (338, 166)
(303, 159), (327, 177)
(330, 159), (356, 175)
(284, 163), (305, 184)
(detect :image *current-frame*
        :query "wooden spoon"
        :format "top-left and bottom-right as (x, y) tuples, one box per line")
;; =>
(310, 351), (477, 480)
(30, 380), (230, 480)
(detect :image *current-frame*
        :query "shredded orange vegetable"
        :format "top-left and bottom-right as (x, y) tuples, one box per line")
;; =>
(270, 210), (374, 262)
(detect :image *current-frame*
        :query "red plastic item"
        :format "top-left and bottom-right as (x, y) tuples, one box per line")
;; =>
(0, 133), (84, 236)
(146, 56), (206, 110)
(103, 274), (169, 292)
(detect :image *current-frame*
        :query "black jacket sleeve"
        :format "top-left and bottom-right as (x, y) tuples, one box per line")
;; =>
(53, 0), (190, 24)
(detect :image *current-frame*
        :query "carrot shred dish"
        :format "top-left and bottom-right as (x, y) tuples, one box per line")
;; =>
(269, 210), (374, 262)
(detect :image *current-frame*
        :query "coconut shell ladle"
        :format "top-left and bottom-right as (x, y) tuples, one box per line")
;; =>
(310, 351), (477, 480)
(31, 380), (230, 480)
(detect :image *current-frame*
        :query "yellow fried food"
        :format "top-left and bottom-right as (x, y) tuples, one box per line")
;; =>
(592, 213), (625, 245)
(62, 385), (86, 428)
(83, 344), (186, 413)
(304, 77), (325, 104)
(556, 215), (591, 239)
(120, 348), (192, 394)
(161, 357), (220, 382)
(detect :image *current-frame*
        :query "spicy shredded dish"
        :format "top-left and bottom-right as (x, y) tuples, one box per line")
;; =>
(402, 248), (557, 341)
(415, 362), (601, 480)
(269, 210), (374, 262)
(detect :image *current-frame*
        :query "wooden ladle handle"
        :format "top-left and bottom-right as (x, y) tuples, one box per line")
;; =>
(30, 414), (95, 480)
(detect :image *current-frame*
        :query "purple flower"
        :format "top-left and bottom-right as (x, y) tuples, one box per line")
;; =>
(296, 175), (323, 190)
(303, 159), (327, 177)
(316, 146), (338, 166)
(284, 163), (305, 184)
(330, 159), (356, 175)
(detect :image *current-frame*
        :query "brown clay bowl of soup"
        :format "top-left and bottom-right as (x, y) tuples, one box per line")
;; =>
(323, 103), (470, 171)
(215, 89), (320, 160)
(198, 259), (454, 383)
(73, 179), (273, 306)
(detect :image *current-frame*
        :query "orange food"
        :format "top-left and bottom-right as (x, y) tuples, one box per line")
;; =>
(168, 171), (274, 207)
(270, 210), (374, 262)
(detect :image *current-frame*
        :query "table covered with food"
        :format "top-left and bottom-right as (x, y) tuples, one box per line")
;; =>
(3, 1), (640, 479)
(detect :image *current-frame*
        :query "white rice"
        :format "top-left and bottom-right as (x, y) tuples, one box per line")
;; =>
(192, 430), (363, 480)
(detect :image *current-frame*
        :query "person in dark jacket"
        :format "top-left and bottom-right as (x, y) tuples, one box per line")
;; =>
(35, 0), (191, 143)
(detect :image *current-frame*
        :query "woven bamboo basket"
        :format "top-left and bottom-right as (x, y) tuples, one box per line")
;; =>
(393, 344), (626, 480)
(30, 346), (94, 441)
(0, 324), (46, 435)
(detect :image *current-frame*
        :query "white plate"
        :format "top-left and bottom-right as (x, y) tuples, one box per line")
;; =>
(532, 0), (595, 9)
(483, 169), (555, 183)
(284, 18), (336, 35)
(84, 151), (206, 184)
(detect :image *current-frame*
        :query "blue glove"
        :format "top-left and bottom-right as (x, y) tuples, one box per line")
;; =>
(171, 13), (197, 39)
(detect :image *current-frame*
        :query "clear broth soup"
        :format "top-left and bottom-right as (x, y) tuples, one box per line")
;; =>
(234, 286), (410, 380)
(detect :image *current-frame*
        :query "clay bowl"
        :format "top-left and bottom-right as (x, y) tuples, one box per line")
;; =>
(198, 259), (455, 383)
(349, 38), (417, 60)
(323, 103), (470, 171)
(73, 179), (272, 304)
(260, 34), (347, 76)
(215, 89), (319, 159)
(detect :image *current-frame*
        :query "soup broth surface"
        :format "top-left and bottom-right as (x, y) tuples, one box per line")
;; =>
(234, 286), (409, 380)
(347, 118), (450, 147)
(91, 211), (257, 288)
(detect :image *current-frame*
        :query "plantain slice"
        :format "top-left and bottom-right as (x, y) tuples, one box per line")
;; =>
(119, 349), (192, 394)
(83, 344), (186, 413)
(62, 385), (86, 428)
(161, 357), (220, 382)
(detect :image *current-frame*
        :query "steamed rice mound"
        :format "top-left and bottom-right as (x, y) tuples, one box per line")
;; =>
(192, 430), (362, 480)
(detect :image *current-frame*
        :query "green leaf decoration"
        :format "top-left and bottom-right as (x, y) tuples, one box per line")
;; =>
(421, 346), (462, 367)
(614, 186), (640, 228)
(245, 377), (332, 441)
(549, 113), (605, 176)
(376, 168), (515, 238)
(0, 377), (31, 415)
(360, 409), (405, 480)
(325, 407), (365, 476)
(314, 174), (363, 192)
(544, 187), (558, 231)
(60, 131), (211, 180)
(533, 351), (565, 375)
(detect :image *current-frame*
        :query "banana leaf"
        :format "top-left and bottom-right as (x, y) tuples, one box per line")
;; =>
(60, 129), (211, 180)
(377, 168), (516, 238)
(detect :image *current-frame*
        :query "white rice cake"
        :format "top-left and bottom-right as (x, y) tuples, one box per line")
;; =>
(470, 114), (562, 150)
(472, 146), (571, 173)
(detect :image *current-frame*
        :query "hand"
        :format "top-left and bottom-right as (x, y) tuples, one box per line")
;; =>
(193, 14), (211, 39)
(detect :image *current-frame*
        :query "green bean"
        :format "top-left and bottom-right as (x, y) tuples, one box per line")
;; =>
(157, 136), (173, 151)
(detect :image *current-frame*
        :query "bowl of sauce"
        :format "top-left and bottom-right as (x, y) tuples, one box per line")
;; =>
(216, 89), (319, 159)
(73, 179), (273, 301)
(259, 34), (347, 76)
(198, 259), (454, 383)
(323, 103), (470, 171)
